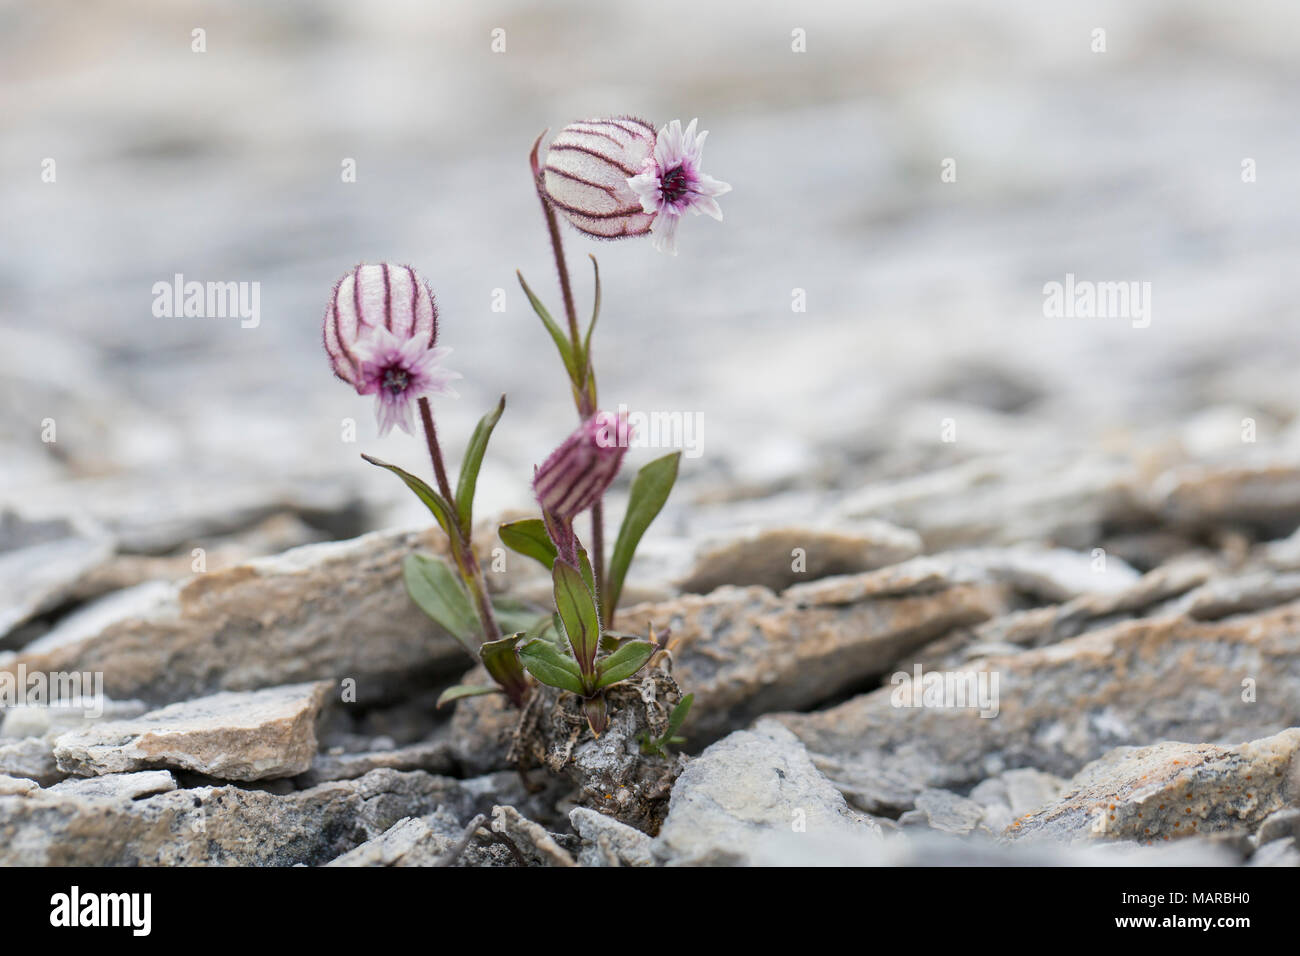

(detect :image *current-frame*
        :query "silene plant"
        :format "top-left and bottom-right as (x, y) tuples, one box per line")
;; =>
(323, 116), (729, 743)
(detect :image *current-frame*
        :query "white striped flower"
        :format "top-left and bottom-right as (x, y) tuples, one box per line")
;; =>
(627, 118), (731, 255)
(323, 263), (460, 435)
(542, 117), (658, 240)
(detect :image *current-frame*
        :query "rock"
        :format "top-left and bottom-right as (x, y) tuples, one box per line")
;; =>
(774, 600), (1300, 814)
(53, 682), (333, 781)
(47, 770), (177, 800)
(676, 521), (922, 595)
(1249, 837), (1300, 866)
(2, 528), (470, 707)
(0, 511), (114, 641)
(836, 456), (1142, 551)
(1255, 807), (1300, 846)
(1152, 462), (1300, 535)
(1006, 728), (1300, 845)
(296, 738), (456, 787)
(0, 774), (38, 796)
(569, 806), (655, 867)
(898, 788), (985, 835)
(489, 805), (576, 867)
(326, 812), (462, 867)
(1, 698), (148, 738)
(0, 768), (475, 866)
(652, 721), (882, 866)
(0, 737), (63, 786)
(630, 569), (1014, 746)
(970, 768), (1067, 833)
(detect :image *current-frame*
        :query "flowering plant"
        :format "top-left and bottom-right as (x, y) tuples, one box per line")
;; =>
(324, 117), (728, 736)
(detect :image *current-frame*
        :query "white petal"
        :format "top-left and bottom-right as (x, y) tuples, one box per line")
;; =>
(696, 173), (731, 197)
(650, 212), (680, 255)
(689, 195), (724, 220)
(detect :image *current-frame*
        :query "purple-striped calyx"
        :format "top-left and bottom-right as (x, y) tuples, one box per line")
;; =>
(534, 410), (631, 521)
(323, 263), (461, 435)
(542, 116), (731, 255)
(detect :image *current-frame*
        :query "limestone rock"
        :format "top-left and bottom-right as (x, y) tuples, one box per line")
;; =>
(0, 511), (114, 641)
(0, 768), (475, 866)
(774, 601), (1300, 814)
(676, 521), (922, 595)
(1006, 728), (1300, 845)
(53, 682), (333, 781)
(2, 528), (469, 707)
(652, 721), (882, 866)
(569, 806), (656, 867)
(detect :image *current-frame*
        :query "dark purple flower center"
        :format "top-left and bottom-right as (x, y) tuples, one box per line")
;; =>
(381, 366), (410, 395)
(659, 165), (690, 204)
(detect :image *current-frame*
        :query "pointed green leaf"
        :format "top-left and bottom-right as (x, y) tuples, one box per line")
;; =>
(665, 693), (694, 739)
(594, 639), (656, 689)
(403, 553), (480, 653)
(479, 632), (529, 705)
(517, 270), (580, 384)
(606, 452), (681, 613)
(553, 559), (601, 679)
(363, 454), (458, 541)
(455, 394), (506, 530)
(437, 684), (502, 708)
(498, 518), (557, 570)
(519, 638), (586, 695)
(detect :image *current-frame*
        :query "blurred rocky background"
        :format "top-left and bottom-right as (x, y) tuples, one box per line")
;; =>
(2, 0), (1300, 866)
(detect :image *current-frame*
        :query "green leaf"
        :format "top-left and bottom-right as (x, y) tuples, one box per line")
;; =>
(491, 598), (548, 636)
(479, 632), (529, 705)
(553, 559), (601, 680)
(578, 256), (601, 409)
(498, 518), (557, 570)
(455, 395), (506, 530)
(363, 454), (458, 541)
(436, 684), (501, 708)
(519, 638), (586, 695)
(606, 452), (681, 614)
(517, 270), (580, 385)
(664, 693), (694, 739)
(403, 553), (480, 653)
(594, 639), (656, 689)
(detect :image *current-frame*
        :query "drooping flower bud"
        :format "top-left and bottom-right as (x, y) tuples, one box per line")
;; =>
(324, 263), (438, 388)
(542, 118), (657, 239)
(323, 263), (459, 435)
(534, 410), (631, 520)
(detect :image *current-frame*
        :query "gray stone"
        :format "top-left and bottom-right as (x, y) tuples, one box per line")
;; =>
(0, 511), (114, 640)
(676, 521), (922, 595)
(1255, 807), (1300, 846)
(1249, 837), (1300, 867)
(0, 736), (63, 786)
(898, 788), (985, 834)
(569, 806), (655, 867)
(2, 528), (471, 707)
(0, 768), (476, 866)
(297, 737), (456, 786)
(1006, 728), (1300, 845)
(48, 770), (177, 800)
(653, 721), (882, 866)
(490, 805), (576, 867)
(774, 601), (1300, 814)
(53, 682), (333, 781)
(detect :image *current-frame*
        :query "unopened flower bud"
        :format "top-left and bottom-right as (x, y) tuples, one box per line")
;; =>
(542, 118), (657, 239)
(534, 411), (631, 520)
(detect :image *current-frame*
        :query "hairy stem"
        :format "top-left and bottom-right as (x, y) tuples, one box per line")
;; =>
(418, 396), (502, 646)
(531, 133), (609, 622)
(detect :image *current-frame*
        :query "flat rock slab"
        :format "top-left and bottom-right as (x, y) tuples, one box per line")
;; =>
(2, 527), (468, 707)
(1006, 728), (1300, 845)
(774, 600), (1300, 814)
(0, 768), (474, 866)
(54, 682), (333, 781)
